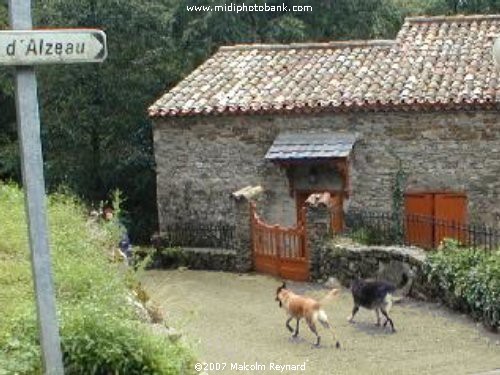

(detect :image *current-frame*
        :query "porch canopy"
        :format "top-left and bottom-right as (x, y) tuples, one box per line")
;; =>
(264, 132), (357, 162)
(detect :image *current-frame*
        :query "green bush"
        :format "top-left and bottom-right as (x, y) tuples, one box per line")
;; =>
(423, 239), (500, 330)
(38, 307), (185, 373)
(0, 183), (195, 374)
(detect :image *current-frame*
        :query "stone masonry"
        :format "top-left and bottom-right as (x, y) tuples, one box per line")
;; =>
(304, 193), (334, 280)
(154, 110), (500, 232)
(231, 185), (264, 272)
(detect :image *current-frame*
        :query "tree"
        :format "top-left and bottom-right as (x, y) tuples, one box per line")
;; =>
(31, 0), (177, 241)
(0, 5), (19, 182)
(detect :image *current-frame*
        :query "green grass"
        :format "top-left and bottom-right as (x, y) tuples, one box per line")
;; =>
(0, 183), (195, 374)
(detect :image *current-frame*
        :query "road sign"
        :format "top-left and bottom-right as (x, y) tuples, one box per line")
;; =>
(0, 29), (107, 65)
(4, 1), (108, 373)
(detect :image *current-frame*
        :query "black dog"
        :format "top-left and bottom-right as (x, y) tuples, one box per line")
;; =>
(348, 278), (397, 332)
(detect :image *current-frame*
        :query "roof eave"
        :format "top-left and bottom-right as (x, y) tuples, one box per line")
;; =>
(148, 99), (499, 119)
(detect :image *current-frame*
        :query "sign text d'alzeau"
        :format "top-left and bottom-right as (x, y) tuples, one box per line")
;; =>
(0, 29), (107, 65)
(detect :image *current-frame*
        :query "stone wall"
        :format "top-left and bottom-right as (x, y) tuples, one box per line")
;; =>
(150, 247), (237, 272)
(304, 194), (433, 298)
(304, 193), (334, 280)
(153, 110), (500, 233)
(231, 186), (262, 272)
(313, 242), (428, 295)
(150, 185), (261, 273)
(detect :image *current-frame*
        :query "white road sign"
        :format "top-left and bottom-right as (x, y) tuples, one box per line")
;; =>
(0, 29), (107, 65)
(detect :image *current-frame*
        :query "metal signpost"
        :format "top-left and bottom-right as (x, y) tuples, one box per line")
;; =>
(4, 1), (107, 373)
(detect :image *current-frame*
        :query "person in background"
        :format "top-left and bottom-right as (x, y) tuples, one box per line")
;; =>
(119, 232), (132, 261)
(103, 206), (132, 265)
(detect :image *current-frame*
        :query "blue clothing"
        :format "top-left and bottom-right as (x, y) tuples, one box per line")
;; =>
(119, 232), (132, 258)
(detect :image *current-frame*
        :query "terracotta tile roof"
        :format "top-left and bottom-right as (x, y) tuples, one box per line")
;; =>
(149, 15), (500, 117)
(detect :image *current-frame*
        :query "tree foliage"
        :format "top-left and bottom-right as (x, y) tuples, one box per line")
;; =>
(1, 0), (500, 242)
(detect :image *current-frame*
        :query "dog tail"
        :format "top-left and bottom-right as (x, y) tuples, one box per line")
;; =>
(320, 288), (340, 305)
(314, 309), (342, 349)
(315, 309), (329, 326)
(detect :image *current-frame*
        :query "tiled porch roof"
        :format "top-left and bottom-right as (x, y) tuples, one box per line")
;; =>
(265, 132), (357, 161)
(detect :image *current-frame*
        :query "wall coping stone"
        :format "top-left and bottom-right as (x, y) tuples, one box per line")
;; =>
(231, 185), (264, 201)
(328, 240), (427, 264)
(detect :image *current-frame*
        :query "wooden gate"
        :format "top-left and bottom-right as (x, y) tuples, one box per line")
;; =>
(250, 203), (309, 281)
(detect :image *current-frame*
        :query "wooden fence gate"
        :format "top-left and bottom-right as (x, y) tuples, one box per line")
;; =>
(250, 203), (309, 281)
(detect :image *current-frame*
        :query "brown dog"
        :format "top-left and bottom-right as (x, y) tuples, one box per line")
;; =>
(275, 282), (341, 348)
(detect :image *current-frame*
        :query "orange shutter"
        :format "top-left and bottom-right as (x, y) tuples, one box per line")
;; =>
(405, 193), (434, 249)
(434, 193), (467, 246)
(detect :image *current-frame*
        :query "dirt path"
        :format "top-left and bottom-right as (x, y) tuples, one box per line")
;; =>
(141, 270), (500, 375)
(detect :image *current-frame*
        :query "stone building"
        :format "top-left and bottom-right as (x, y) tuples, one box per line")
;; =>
(149, 15), (500, 237)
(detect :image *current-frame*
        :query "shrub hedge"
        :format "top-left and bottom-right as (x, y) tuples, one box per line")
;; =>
(423, 239), (500, 331)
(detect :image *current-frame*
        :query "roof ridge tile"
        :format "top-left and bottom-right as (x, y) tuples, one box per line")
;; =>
(405, 14), (500, 23)
(219, 40), (395, 52)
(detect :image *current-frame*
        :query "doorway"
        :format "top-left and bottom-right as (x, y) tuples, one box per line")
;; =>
(296, 191), (343, 233)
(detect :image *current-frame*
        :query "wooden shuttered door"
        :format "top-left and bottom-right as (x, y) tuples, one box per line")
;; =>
(434, 193), (467, 246)
(405, 192), (467, 249)
(405, 193), (434, 248)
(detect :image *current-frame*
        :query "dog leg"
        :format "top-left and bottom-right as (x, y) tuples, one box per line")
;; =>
(380, 307), (395, 332)
(306, 319), (321, 347)
(292, 318), (300, 338)
(286, 317), (294, 333)
(384, 294), (393, 314)
(347, 305), (359, 323)
(318, 317), (341, 349)
(375, 308), (381, 326)
(381, 294), (395, 332)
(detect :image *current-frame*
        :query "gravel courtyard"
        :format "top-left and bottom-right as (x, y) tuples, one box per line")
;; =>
(141, 270), (500, 375)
